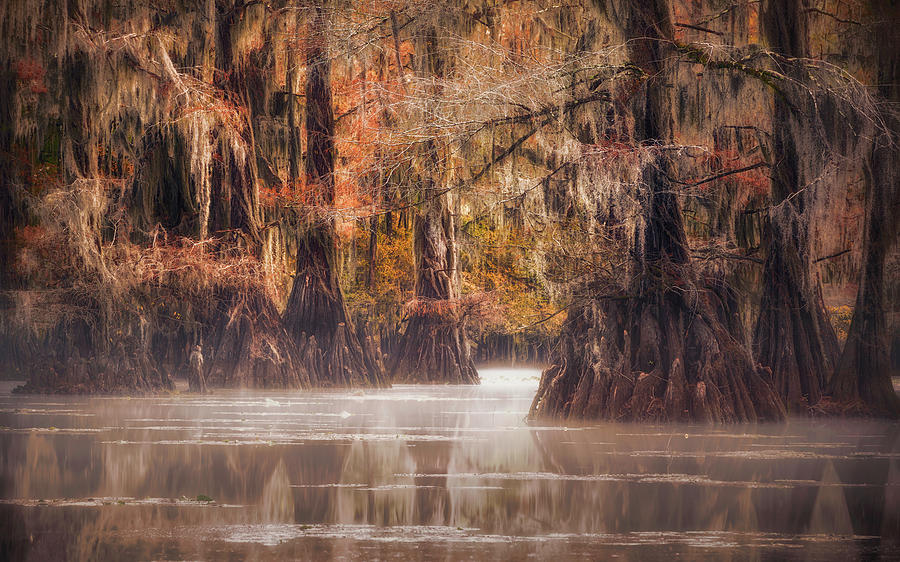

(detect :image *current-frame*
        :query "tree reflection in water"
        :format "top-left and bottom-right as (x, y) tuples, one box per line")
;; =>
(0, 373), (897, 560)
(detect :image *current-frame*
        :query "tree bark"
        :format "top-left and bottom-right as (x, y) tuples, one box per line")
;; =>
(530, 0), (785, 422)
(283, 0), (385, 387)
(200, 3), (304, 389)
(388, 23), (478, 384)
(390, 187), (478, 384)
(287, 9), (302, 188)
(365, 64), (379, 291)
(753, 0), (839, 411)
(830, 2), (900, 416)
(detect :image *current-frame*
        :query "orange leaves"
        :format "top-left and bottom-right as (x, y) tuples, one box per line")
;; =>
(260, 176), (367, 217)
(327, 57), (404, 215)
(487, 1), (570, 64)
(352, 0), (406, 13)
(261, 179), (316, 206)
(497, 3), (540, 60)
(138, 236), (265, 285)
(396, 39), (414, 72)
(747, 4), (760, 44)
(693, 147), (770, 196)
(672, 2), (690, 42)
(334, 176), (365, 211)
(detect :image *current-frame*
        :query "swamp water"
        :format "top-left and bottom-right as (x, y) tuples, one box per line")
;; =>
(1, 369), (898, 560)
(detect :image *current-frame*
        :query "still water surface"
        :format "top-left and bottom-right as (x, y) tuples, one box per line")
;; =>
(1, 369), (899, 560)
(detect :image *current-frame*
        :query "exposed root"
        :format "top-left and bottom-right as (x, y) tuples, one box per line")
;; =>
(390, 313), (479, 384)
(283, 224), (385, 387)
(753, 212), (840, 411)
(531, 276), (787, 423)
(206, 290), (309, 388)
(13, 317), (173, 395)
(6, 207), (308, 393)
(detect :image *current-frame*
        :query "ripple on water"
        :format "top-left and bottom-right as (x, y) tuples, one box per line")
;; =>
(0, 497), (244, 508)
(112, 524), (884, 551)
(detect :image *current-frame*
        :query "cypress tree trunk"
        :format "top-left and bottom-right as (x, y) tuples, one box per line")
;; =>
(206, 288), (310, 389)
(287, 10), (302, 189)
(199, 2), (306, 390)
(390, 187), (478, 383)
(830, 2), (900, 416)
(388, 23), (478, 384)
(282, 0), (384, 387)
(753, 0), (839, 411)
(830, 136), (900, 415)
(529, 0), (785, 422)
(367, 211), (378, 289)
(213, 0), (262, 246)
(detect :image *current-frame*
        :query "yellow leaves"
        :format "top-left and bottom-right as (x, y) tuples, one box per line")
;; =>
(459, 218), (559, 335)
(828, 305), (853, 343)
(343, 225), (414, 324)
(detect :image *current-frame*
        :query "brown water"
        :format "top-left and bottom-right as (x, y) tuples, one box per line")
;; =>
(1, 369), (899, 561)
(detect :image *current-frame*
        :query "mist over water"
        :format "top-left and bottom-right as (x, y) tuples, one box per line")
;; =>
(1, 370), (898, 560)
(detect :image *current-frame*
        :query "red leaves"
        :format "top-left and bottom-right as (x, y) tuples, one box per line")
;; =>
(694, 148), (770, 196)
(16, 225), (47, 245)
(14, 58), (47, 94)
(260, 179), (314, 206)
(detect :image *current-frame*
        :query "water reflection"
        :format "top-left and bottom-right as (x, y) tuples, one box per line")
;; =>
(0, 371), (898, 560)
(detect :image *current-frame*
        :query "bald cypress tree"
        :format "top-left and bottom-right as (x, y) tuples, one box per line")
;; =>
(530, 0), (785, 423)
(282, 0), (385, 387)
(389, 24), (478, 384)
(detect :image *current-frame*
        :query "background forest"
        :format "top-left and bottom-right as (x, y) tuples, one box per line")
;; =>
(0, 0), (898, 419)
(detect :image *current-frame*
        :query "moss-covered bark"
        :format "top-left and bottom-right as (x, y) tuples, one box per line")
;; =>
(830, 1), (900, 416)
(390, 191), (478, 384)
(0, 0), (310, 392)
(282, 0), (384, 387)
(753, 0), (840, 411)
(0, 0), (894, 404)
(388, 21), (478, 384)
(530, 0), (785, 423)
